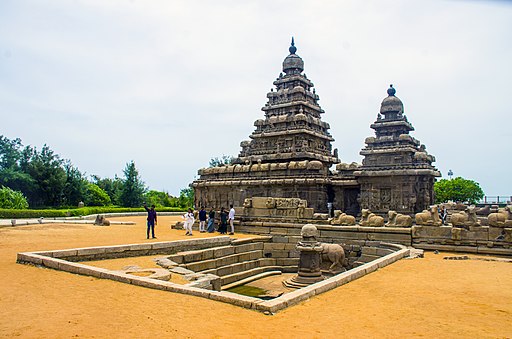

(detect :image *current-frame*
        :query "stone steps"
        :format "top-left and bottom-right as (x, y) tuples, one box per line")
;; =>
(221, 270), (282, 290)
(168, 241), (265, 264)
(220, 265), (285, 286)
(200, 257), (274, 277)
(182, 250), (264, 272)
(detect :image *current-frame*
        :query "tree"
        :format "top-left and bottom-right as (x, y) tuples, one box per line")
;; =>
(63, 162), (87, 206)
(144, 190), (172, 207)
(434, 177), (484, 204)
(0, 186), (29, 209)
(23, 145), (67, 207)
(178, 187), (194, 208)
(84, 183), (111, 206)
(92, 175), (124, 206)
(209, 155), (235, 167)
(119, 161), (146, 207)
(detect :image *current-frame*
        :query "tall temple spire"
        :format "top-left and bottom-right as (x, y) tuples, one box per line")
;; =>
(236, 39), (338, 165)
(387, 84), (396, 96)
(289, 37), (297, 54)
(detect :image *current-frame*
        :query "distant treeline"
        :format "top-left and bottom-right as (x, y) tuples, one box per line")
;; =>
(0, 135), (193, 209)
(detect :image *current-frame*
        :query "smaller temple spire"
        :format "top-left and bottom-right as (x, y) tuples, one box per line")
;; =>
(387, 84), (396, 96)
(289, 37), (297, 55)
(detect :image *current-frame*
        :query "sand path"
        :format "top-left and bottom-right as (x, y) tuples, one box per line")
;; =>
(1, 216), (511, 338)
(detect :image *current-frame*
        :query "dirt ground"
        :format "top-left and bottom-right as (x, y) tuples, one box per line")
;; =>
(1, 215), (511, 338)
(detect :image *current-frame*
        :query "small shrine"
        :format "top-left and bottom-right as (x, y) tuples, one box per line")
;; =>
(355, 85), (440, 215)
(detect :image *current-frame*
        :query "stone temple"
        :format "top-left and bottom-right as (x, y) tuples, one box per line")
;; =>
(193, 39), (439, 216)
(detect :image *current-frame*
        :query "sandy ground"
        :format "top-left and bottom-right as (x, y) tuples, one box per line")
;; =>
(1, 215), (511, 338)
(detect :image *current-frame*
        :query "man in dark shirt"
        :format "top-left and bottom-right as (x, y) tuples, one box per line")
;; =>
(198, 207), (207, 232)
(143, 203), (157, 239)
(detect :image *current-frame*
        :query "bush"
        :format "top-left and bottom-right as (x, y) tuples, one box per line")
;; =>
(0, 186), (29, 209)
(0, 206), (187, 219)
(84, 183), (111, 206)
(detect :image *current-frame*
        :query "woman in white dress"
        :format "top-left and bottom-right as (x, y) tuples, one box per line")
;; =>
(183, 208), (195, 236)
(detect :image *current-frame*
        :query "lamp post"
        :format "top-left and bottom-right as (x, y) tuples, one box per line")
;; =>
(448, 169), (453, 180)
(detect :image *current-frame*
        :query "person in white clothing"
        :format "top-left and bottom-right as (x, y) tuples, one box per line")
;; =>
(183, 208), (195, 236)
(228, 204), (235, 235)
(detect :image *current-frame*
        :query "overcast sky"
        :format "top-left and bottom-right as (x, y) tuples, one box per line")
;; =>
(1, 0), (511, 196)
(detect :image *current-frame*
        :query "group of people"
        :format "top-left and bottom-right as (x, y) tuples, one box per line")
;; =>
(183, 205), (235, 236)
(143, 203), (236, 238)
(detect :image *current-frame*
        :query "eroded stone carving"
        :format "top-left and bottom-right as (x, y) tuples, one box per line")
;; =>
(415, 205), (441, 226)
(359, 209), (384, 227)
(320, 243), (347, 273)
(330, 210), (356, 225)
(94, 215), (110, 226)
(488, 206), (512, 227)
(385, 210), (413, 227)
(450, 206), (481, 228)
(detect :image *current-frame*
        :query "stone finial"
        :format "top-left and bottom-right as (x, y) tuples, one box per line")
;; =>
(289, 37), (297, 54)
(387, 84), (396, 96)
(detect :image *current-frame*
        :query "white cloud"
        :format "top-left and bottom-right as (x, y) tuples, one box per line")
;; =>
(0, 0), (511, 196)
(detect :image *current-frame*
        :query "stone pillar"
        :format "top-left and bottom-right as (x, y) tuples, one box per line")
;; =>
(284, 224), (324, 288)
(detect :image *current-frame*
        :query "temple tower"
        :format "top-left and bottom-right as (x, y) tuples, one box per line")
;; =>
(193, 39), (346, 212)
(237, 38), (339, 166)
(354, 85), (440, 215)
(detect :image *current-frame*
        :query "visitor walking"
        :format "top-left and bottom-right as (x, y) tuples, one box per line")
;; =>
(183, 208), (195, 236)
(143, 203), (157, 239)
(218, 207), (228, 234)
(228, 204), (235, 235)
(207, 207), (216, 233)
(198, 207), (207, 232)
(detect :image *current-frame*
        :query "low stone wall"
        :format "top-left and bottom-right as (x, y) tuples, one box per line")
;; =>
(412, 225), (512, 256)
(20, 237), (232, 262)
(17, 236), (410, 313)
(237, 221), (412, 246)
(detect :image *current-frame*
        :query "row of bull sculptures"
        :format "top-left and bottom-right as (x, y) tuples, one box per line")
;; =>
(330, 205), (512, 228)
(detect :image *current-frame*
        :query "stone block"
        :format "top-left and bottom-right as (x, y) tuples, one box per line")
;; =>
(375, 248), (394, 256)
(246, 226), (271, 234)
(233, 243), (255, 253)
(346, 266), (366, 280)
(100, 271), (133, 284)
(334, 273), (353, 287)
(216, 265), (234, 276)
(182, 250), (205, 263)
(312, 278), (337, 294)
(213, 246), (235, 258)
(186, 259), (217, 272)
(51, 249), (79, 258)
(251, 197), (271, 209)
(57, 261), (88, 274)
(104, 245), (131, 254)
(76, 247), (107, 257)
(179, 286), (213, 299)
(283, 243), (296, 250)
(477, 247), (512, 256)
(272, 235), (289, 243)
(489, 227), (505, 241)
(41, 257), (61, 269)
(17, 252), (43, 265)
(259, 258), (276, 266)
(168, 254), (184, 264)
(209, 291), (258, 309)
(270, 227), (289, 235)
(275, 258), (299, 266)
(267, 250), (288, 258)
(361, 247), (378, 255)
(288, 249), (300, 258)
(280, 289), (314, 308)
(264, 243), (286, 251)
